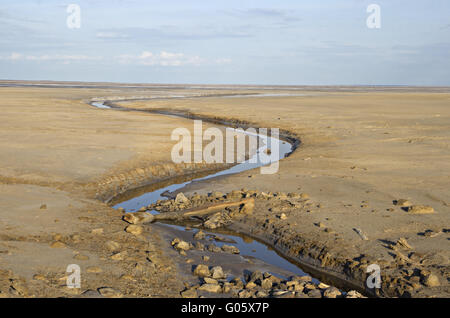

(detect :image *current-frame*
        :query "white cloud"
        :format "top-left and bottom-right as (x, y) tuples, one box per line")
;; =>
(0, 52), (103, 63)
(116, 51), (224, 67)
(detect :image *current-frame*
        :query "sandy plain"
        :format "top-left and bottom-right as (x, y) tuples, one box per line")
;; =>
(0, 81), (449, 297)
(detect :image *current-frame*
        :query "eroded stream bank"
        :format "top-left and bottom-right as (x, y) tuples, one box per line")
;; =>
(91, 99), (369, 298)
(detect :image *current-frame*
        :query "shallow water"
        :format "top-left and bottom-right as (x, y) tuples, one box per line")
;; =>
(91, 100), (325, 284)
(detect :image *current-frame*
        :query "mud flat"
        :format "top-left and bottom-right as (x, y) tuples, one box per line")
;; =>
(0, 81), (449, 297)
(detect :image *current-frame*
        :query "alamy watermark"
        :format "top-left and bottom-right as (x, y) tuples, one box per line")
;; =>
(67, 4), (81, 29)
(366, 264), (381, 289)
(171, 120), (281, 174)
(366, 4), (381, 29)
(66, 264), (81, 288)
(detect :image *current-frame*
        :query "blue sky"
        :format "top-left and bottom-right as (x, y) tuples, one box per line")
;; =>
(0, 0), (449, 85)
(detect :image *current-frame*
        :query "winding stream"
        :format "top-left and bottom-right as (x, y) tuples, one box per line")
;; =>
(90, 99), (349, 292)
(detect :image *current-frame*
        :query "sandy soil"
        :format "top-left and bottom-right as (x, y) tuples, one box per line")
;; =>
(0, 82), (449, 297)
(122, 91), (450, 297)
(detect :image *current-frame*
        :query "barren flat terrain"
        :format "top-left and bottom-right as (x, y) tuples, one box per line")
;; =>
(0, 82), (449, 297)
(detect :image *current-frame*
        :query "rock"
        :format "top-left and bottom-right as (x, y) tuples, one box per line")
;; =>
(240, 200), (254, 215)
(211, 266), (225, 279)
(204, 277), (218, 284)
(245, 281), (257, 289)
(173, 240), (191, 251)
(279, 213), (287, 220)
(249, 271), (263, 283)
(117, 207), (125, 213)
(110, 251), (127, 261)
(181, 288), (198, 298)
(50, 241), (66, 248)
(209, 191), (224, 199)
(396, 237), (412, 250)
(138, 206), (147, 212)
(307, 289), (322, 298)
(97, 287), (123, 298)
(105, 240), (120, 252)
(125, 225), (143, 235)
(123, 212), (154, 224)
(353, 228), (369, 240)
(221, 245), (240, 254)
(238, 290), (252, 298)
(323, 287), (342, 298)
(193, 230), (206, 240)
(228, 190), (243, 199)
(86, 266), (103, 273)
(406, 205), (434, 214)
(300, 193), (310, 200)
(293, 275), (312, 283)
(198, 283), (222, 293)
(91, 228), (103, 235)
(346, 290), (365, 298)
(255, 290), (269, 298)
(202, 255), (210, 262)
(40, 204), (47, 210)
(74, 254), (89, 261)
(33, 274), (47, 281)
(261, 279), (273, 290)
(120, 274), (135, 281)
(393, 199), (411, 207)
(203, 212), (230, 229)
(207, 244), (222, 253)
(231, 278), (244, 289)
(175, 192), (190, 204)
(70, 234), (81, 243)
(193, 264), (211, 277)
(422, 274), (440, 287)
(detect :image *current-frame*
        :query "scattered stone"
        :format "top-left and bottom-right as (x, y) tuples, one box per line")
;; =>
(74, 254), (89, 261)
(91, 228), (103, 235)
(240, 200), (254, 215)
(211, 266), (225, 279)
(193, 264), (211, 277)
(50, 241), (66, 248)
(125, 225), (143, 235)
(393, 199), (412, 207)
(396, 237), (412, 250)
(105, 240), (120, 252)
(300, 193), (310, 200)
(221, 245), (240, 254)
(193, 230), (206, 240)
(175, 192), (190, 204)
(86, 266), (103, 273)
(323, 287), (342, 298)
(279, 213), (287, 220)
(203, 277), (218, 284)
(111, 251), (127, 261)
(120, 274), (135, 281)
(172, 240), (191, 251)
(97, 287), (123, 298)
(245, 281), (257, 289)
(261, 279), (273, 290)
(202, 255), (210, 262)
(307, 289), (322, 298)
(422, 274), (440, 287)
(405, 205), (434, 214)
(33, 274), (46, 281)
(40, 204), (47, 210)
(123, 212), (154, 224)
(345, 290), (365, 298)
(181, 288), (198, 298)
(198, 283), (222, 293)
(353, 228), (369, 240)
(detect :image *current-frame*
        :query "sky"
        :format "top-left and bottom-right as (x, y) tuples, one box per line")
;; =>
(0, 0), (449, 85)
